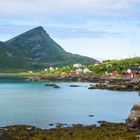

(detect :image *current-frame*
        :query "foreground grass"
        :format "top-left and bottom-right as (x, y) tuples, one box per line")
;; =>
(0, 123), (138, 140)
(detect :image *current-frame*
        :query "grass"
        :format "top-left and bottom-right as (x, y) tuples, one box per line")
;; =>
(2, 57), (140, 79)
(0, 123), (138, 140)
(88, 57), (140, 75)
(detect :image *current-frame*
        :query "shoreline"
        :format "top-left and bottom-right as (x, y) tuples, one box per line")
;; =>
(0, 122), (138, 140)
(1, 74), (140, 92)
(28, 75), (140, 92)
(28, 75), (131, 83)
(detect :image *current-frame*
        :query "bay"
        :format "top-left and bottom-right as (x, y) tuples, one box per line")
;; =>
(0, 77), (139, 128)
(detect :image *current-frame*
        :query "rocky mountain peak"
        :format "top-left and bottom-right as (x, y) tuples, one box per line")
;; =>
(0, 26), (95, 70)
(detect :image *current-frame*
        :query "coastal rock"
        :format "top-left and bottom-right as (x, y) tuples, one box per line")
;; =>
(45, 84), (60, 88)
(69, 85), (81, 87)
(88, 115), (95, 117)
(0, 132), (9, 140)
(133, 86), (139, 90)
(48, 123), (54, 126)
(126, 104), (140, 130)
(28, 76), (41, 81)
(88, 80), (140, 91)
(88, 84), (97, 89)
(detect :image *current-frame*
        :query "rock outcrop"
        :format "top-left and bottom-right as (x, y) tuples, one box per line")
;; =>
(88, 78), (140, 91)
(69, 85), (81, 87)
(126, 104), (140, 130)
(45, 83), (60, 88)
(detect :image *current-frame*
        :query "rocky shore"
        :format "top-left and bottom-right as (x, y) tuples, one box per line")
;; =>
(28, 75), (140, 91)
(0, 122), (138, 140)
(88, 78), (140, 91)
(28, 75), (104, 82)
(28, 75), (131, 83)
(0, 100), (139, 140)
(126, 104), (140, 131)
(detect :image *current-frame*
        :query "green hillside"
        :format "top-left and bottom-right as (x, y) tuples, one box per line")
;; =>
(0, 26), (95, 71)
(88, 57), (140, 75)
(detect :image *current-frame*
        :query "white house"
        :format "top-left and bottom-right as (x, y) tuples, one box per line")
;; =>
(28, 71), (33, 74)
(75, 68), (83, 73)
(44, 69), (48, 71)
(73, 63), (82, 68)
(49, 67), (54, 70)
(83, 68), (91, 74)
(127, 68), (131, 73)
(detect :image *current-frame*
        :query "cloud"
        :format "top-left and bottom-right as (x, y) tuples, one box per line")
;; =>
(45, 26), (121, 38)
(0, 0), (139, 41)
(0, 0), (139, 59)
(0, 24), (121, 41)
(0, 0), (140, 17)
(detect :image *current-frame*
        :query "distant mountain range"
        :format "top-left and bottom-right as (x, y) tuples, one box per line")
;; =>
(0, 26), (96, 70)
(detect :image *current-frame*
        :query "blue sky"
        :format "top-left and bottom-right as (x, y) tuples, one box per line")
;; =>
(0, 0), (140, 60)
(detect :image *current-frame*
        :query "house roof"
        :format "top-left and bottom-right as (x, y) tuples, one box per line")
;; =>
(130, 68), (140, 71)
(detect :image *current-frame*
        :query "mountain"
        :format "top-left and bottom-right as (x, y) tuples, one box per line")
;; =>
(0, 26), (96, 71)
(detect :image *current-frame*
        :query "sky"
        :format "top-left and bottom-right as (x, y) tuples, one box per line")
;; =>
(0, 0), (140, 60)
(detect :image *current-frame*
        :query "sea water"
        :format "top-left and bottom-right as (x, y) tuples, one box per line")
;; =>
(0, 77), (139, 128)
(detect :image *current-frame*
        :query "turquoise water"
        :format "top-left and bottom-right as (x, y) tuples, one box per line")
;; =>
(0, 77), (139, 128)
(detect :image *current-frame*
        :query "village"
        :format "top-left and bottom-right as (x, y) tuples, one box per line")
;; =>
(28, 58), (140, 79)
(25, 58), (140, 92)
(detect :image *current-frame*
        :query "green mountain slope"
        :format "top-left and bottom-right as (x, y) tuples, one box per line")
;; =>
(0, 26), (96, 70)
(88, 57), (140, 75)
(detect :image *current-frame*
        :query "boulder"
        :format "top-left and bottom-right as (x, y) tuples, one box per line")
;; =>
(88, 115), (95, 117)
(45, 84), (60, 88)
(88, 84), (97, 89)
(126, 104), (140, 130)
(133, 86), (140, 90)
(69, 85), (81, 87)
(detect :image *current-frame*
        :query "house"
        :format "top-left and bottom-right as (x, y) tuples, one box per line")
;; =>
(49, 67), (54, 70)
(112, 71), (118, 77)
(130, 68), (140, 74)
(105, 71), (109, 75)
(28, 71), (33, 74)
(75, 68), (83, 74)
(83, 68), (91, 74)
(69, 70), (77, 76)
(123, 68), (140, 78)
(73, 63), (82, 68)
